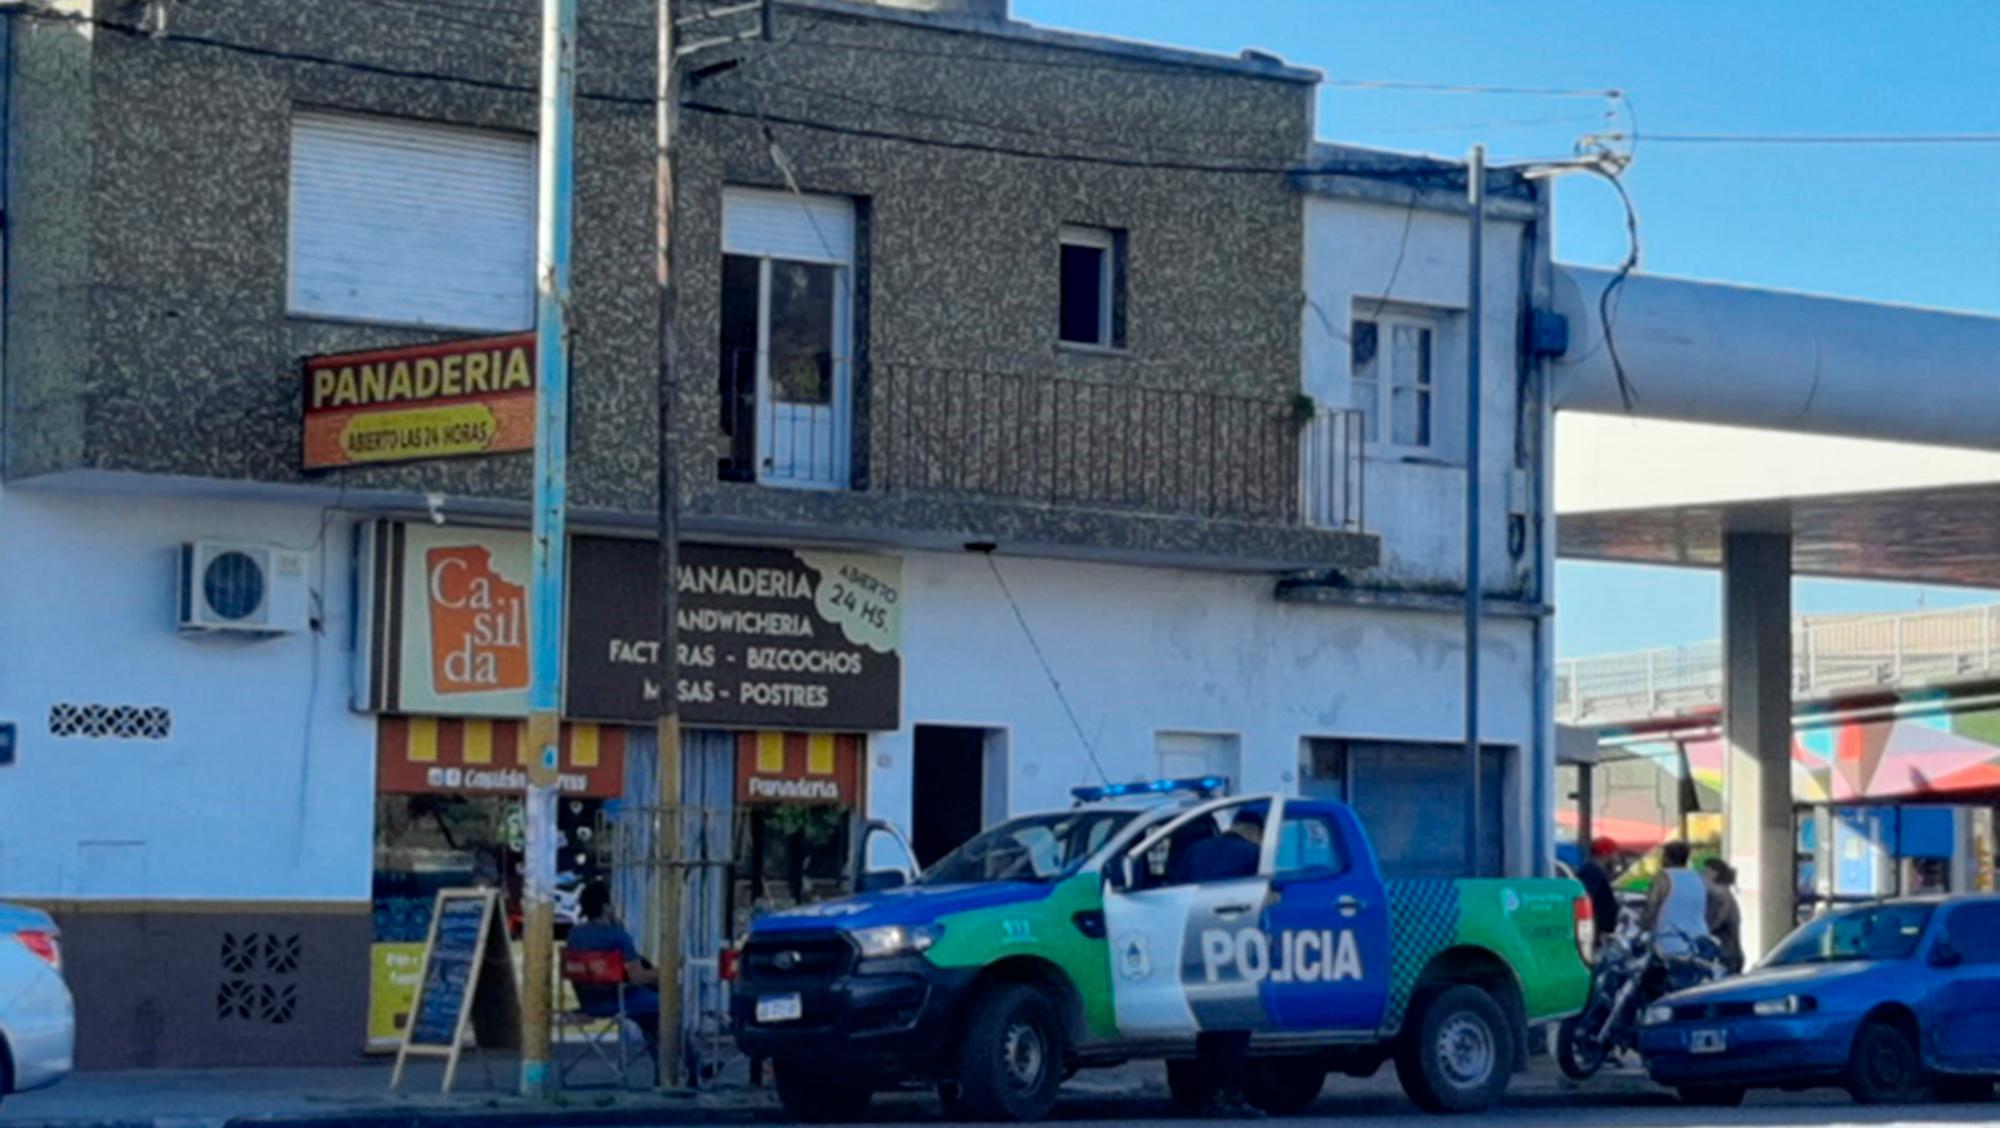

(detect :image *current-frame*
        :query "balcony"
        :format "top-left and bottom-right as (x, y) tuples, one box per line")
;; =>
(704, 356), (1373, 573)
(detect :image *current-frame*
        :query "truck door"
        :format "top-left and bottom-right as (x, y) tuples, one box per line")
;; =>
(1101, 797), (1275, 1039)
(1929, 901), (2000, 1073)
(1258, 801), (1391, 1034)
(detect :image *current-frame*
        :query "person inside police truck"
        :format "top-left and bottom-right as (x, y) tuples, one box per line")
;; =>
(1179, 809), (1267, 1118)
(568, 882), (662, 1048)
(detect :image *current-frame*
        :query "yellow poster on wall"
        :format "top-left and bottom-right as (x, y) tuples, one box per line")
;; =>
(367, 942), (428, 1051)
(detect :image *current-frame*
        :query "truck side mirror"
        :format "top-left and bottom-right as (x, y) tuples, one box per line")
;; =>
(858, 870), (907, 894)
(1106, 855), (1136, 892)
(1931, 939), (1963, 968)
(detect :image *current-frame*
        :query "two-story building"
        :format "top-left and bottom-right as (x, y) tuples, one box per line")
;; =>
(0, 0), (1554, 1069)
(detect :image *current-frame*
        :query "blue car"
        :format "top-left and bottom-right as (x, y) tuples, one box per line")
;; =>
(1638, 895), (2000, 1107)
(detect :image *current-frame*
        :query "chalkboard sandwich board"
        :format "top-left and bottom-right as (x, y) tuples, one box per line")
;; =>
(390, 888), (519, 1092)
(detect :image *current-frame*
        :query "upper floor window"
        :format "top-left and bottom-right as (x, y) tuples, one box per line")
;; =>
(1059, 225), (1125, 348)
(288, 111), (534, 331)
(1351, 310), (1439, 454)
(718, 186), (856, 489)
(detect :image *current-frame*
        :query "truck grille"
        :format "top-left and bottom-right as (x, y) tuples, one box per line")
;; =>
(741, 933), (855, 984)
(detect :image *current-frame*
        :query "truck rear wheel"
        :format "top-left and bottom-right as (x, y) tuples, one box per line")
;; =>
(773, 1058), (874, 1123)
(956, 983), (1066, 1122)
(1245, 1057), (1327, 1116)
(1395, 985), (1514, 1114)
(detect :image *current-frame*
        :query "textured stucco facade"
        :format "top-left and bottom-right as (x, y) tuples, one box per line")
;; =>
(5, 0), (1373, 571)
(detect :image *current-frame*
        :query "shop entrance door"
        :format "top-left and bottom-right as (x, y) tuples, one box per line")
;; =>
(913, 726), (1005, 869)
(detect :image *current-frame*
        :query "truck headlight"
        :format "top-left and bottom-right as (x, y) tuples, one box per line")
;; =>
(1641, 1004), (1675, 1027)
(848, 923), (942, 959)
(1752, 994), (1811, 1017)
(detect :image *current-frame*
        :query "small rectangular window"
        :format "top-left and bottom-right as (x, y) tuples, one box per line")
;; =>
(1351, 310), (1441, 454)
(289, 111), (535, 331)
(1059, 225), (1123, 348)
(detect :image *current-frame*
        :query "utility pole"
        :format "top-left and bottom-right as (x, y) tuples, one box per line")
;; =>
(521, 0), (578, 1098)
(653, 0), (686, 1090)
(1463, 144), (1486, 878)
(653, 0), (770, 1088)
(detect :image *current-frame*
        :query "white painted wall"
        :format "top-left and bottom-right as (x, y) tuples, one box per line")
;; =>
(1303, 194), (1533, 594)
(0, 484), (375, 901)
(870, 550), (1540, 873)
(0, 486), (1541, 897)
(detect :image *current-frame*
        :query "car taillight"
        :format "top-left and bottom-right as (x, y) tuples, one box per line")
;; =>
(1573, 895), (1596, 963)
(17, 929), (61, 972)
(718, 946), (739, 983)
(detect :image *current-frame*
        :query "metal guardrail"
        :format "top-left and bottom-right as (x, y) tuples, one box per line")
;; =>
(1556, 603), (2000, 725)
(713, 360), (1369, 531)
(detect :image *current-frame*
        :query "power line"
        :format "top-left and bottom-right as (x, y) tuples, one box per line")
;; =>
(981, 552), (1111, 787)
(18, 8), (1468, 186)
(687, 99), (1463, 182)
(1608, 130), (2000, 146)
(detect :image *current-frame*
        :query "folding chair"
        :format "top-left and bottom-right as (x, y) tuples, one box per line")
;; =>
(558, 948), (645, 1087)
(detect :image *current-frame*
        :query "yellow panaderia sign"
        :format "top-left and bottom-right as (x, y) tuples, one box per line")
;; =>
(303, 333), (535, 470)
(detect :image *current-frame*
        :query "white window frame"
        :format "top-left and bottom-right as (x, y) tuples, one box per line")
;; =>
(287, 110), (536, 332)
(722, 187), (857, 489)
(1350, 306), (1444, 458)
(1059, 224), (1118, 349)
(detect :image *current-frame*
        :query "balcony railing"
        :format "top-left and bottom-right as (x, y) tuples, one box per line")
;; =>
(872, 364), (1364, 529)
(717, 356), (1366, 532)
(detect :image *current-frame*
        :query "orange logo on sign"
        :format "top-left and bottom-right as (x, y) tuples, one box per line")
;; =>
(426, 546), (528, 695)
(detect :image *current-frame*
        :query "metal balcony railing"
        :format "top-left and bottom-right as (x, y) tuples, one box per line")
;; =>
(871, 364), (1365, 529)
(718, 354), (1367, 532)
(1556, 603), (2000, 725)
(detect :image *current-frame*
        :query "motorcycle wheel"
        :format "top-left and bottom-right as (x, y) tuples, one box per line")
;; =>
(1556, 1014), (1609, 1081)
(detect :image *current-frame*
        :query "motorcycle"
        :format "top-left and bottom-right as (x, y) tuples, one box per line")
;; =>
(1557, 921), (1726, 1081)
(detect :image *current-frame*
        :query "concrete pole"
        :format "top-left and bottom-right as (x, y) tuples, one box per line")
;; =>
(653, 0), (687, 1090)
(1463, 144), (1486, 876)
(1722, 531), (1794, 958)
(520, 0), (578, 1097)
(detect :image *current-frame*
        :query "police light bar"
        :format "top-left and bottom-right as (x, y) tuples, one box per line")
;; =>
(1071, 776), (1229, 805)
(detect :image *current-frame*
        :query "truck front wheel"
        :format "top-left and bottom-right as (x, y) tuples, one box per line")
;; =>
(1395, 985), (1515, 1114)
(956, 984), (1066, 1122)
(773, 1058), (874, 1123)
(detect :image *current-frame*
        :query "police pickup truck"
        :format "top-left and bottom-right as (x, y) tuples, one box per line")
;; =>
(732, 779), (1592, 1121)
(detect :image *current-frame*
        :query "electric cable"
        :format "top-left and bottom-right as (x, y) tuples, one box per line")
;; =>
(981, 552), (1112, 786)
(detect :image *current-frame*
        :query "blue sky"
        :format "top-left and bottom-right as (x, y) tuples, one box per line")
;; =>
(1014, 0), (2000, 655)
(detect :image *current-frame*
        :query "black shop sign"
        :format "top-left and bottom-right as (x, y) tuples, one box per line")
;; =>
(565, 538), (902, 730)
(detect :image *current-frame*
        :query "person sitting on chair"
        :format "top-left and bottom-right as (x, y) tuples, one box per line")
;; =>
(567, 882), (661, 1048)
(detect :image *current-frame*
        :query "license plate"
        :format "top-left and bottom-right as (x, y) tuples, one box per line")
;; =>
(756, 994), (803, 1024)
(1689, 1029), (1729, 1054)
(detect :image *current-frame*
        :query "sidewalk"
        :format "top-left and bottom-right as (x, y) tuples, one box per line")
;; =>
(0, 1057), (1664, 1128)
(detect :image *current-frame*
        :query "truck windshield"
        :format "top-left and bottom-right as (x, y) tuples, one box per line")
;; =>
(1763, 903), (1936, 967)
(922, 810), (1138, 885)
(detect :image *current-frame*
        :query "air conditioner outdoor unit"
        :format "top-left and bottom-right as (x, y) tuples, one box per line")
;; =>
(177, 541), (311, 635)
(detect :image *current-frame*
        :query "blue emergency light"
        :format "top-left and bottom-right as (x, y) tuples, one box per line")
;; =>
(1070, 775), (1229, 805)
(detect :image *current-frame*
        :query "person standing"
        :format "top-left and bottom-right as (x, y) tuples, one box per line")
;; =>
(1703, 858), (1746, 974)
(1577, 837), (1624, 940)
(1639, 841), (1712, 957)
(1180, 809), (1267, 1119)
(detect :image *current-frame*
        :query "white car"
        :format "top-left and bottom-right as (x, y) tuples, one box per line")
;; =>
(0, 904), (73, 1106)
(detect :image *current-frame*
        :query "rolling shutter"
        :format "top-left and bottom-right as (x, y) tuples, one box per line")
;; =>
(722, 186), (854, 264)
(288, 111), (535, 331)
